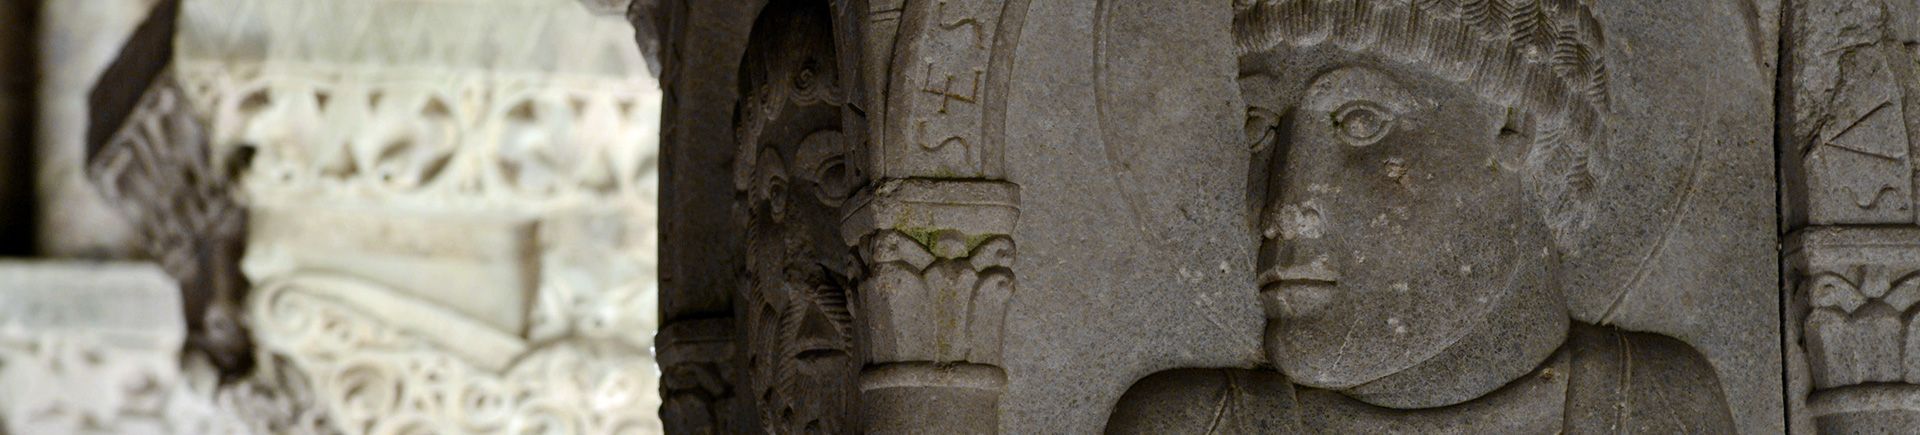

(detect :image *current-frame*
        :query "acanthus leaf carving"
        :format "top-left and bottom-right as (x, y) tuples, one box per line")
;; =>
(857, 230), (1014, 365)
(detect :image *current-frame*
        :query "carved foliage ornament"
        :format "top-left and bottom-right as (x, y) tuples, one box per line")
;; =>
(176, 65), (661, 208)
(1802, 266), (1920, 389)
(247, 276), (661, 434)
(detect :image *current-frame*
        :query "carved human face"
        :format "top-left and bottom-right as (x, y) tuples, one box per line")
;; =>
(1251, 64), (1556, 390)
(736, 1), (862, 428)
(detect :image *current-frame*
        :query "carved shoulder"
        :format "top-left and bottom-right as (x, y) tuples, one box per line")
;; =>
(1105, 369), (1301, 434)
(1565, 324), (1735, 433)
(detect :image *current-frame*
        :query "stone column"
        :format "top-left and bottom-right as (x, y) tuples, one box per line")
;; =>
(637, 0), (762, 433)
(842, 180), (1017, 434)
(1782, 0), (1920, 431)
(842, 0), (1028, 432)
(38, 0), (154, 258)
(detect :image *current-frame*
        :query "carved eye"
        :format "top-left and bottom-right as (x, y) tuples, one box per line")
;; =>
(1331, 100), (1394, 147)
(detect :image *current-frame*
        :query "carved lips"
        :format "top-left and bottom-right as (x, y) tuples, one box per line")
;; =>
(1258, 257), (1341, 318)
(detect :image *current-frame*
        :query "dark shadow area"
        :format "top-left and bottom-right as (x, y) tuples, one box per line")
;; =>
(0, 0), (39, 257)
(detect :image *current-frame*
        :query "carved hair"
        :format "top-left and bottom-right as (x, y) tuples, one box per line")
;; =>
(1235, 0), (1609, 249)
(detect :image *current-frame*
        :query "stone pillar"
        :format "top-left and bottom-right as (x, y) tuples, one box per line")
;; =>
(1782, 0), (1920, 431)
(638, 0), (762, 433)
(843, 180), (1017, 434)
(845, 0), (1028, 432)
(37, 0), (154, 258)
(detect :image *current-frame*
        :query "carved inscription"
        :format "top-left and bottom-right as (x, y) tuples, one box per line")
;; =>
(1784, 0), (1920, 431)
(1785, 0), (1920, 225)
(886, 0), (1005, 178)
(1803, 48), (1916, 224)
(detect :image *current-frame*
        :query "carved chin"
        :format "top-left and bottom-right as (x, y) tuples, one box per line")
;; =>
(1264, 323), (1425, 390)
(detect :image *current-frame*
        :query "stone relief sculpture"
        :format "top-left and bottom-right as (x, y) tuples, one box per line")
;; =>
(13, 0), (1872, 431)
(651, 0), (1024, 432)
(733, 2), (865, 431)
(645, 0), (1779, 432)
(1782, 0), (1920, 432)
(1107, 1), (1733, 432)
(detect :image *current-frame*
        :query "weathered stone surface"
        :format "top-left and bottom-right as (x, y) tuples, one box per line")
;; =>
(1782, 0), (1920, 432)
(85, 0), (255, 375)
(1008, 2), (1261, 432)
(1078, 0), (1776, 433)
(649, 0), (1779, 433)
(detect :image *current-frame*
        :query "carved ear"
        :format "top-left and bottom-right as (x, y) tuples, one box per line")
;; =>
(751, 149), (791, 221)
(794, 130), (855, 206)
(1245, 106), (1282, 153)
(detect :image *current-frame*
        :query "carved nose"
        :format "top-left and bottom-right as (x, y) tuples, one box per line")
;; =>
(1264, 200), (1327, 241)
(1260, 200), (1340, 287)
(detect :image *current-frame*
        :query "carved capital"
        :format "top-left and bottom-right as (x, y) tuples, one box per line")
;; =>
(657, 318), (752, 434)
(842, 178), (1018, 434)
(1788, 228), (1920, 427)
(839, 178), (1019, 246)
